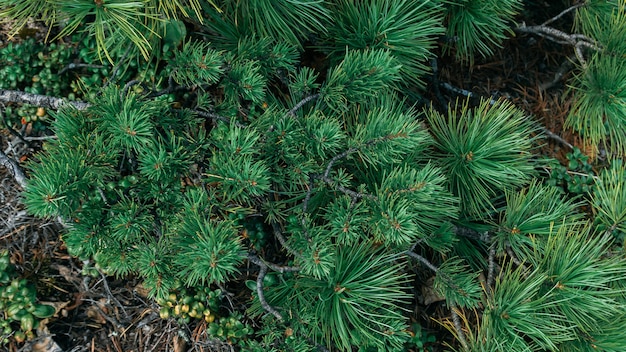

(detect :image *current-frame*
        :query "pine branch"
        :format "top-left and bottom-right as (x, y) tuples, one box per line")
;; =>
(0, 89), (90, 110)
(440, 82), (574, 150)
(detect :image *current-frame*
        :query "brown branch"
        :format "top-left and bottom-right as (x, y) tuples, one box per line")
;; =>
(0, 89), (90, 110)
(0, 149), (27, 189)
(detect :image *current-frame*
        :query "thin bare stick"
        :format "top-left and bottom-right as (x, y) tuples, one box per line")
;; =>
(287, 93), (320, 117)
(0, 89), (89, 110)
(195, 110), (246, 128)
(406, 251), (440, 273)
(23, 135), (58, 141)
(543, 128), (574, 150)
(450, 306), (469, 350)
(0, 149), (27, 189)
(58, 63), (105, 75)
(272, 222), (303, 259)
(486, 246), (496, 296)
(256, 264), (283, 320)
(247, 253), (300, 273)
(505, 245), (524, 267)
(542, 2), (586, 26)
(516, 22), (601, 68)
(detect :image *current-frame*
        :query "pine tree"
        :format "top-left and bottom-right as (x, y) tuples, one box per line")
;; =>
(2, 0), (625, 350)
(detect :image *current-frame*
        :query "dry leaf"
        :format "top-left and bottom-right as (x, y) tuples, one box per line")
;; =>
(421, 276), (445, 305)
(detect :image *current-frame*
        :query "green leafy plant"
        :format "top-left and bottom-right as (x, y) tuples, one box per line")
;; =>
(207, 312), (253, 344)
(406, 323), (436, 352)
(156, 286), (221, 324)
(0, 250), (55, 344)
(546, 147), (596, 195)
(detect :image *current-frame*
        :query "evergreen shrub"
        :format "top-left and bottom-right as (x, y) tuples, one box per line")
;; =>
(1, 0), (625, 350)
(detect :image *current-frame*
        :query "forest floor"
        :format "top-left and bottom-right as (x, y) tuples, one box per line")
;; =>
(0, 5), (591, 351)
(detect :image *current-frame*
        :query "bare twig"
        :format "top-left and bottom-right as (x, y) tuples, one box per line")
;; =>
(247, 253), (300, 273)
(272, 222), (303, 259)
(195, 110), (246, 128)
(0, 89), (90, 110)
(286, 93), (320, 117)
(406, 250), (440, 273)
(516, 22), (601, 68)
(450, 306), (469, 350)
(0, 149), (27, 189)
(539, 56), (575, 91)
(440, 82), (499, 105)
(23, 135), (58, 141)
(543, 128), (574, 150)
(486, 246), (496, 296)
(255, 264), (283, 320)
(58, 63), (105, 75)
(505, 245), (525, 267)
(103, 43), (134, 89)
(407, 248), (470, 349)
(542, 2), (586, 26)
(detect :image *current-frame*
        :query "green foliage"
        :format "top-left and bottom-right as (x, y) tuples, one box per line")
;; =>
(321, 0), (444, 89)
(493, 180), (585, 258)
(207, 312), (254, 343)
(321, 49), (402, 111)
(568, 1), (626, 156)
(255, 245), (411, 351)
(10, 1), (626, 351)
(427, 98), (538, 218)
(202, 0), (329, 50)
(546, 148), (597, 195)
(467, 225), (626, 351)
(444, 0), (523, 62)
(567, 54), (626, 156)
(23, 87), (247, 299)
(0, 250), (55, 344)
(406, 323), (436, 352)
(592, 160), (626, 245)
(156, 286), (221, 325)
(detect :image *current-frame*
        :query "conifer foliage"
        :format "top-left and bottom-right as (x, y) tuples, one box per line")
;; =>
(3, 0), (626, 350)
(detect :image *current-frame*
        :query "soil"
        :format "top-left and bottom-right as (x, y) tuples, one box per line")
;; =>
(0, 4), (590, 351)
